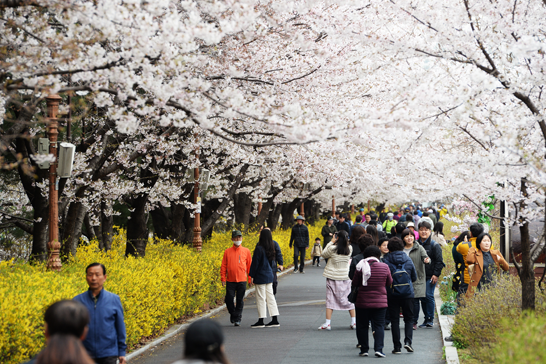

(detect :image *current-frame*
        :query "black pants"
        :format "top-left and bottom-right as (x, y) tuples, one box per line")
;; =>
(356, 307), (386, 353)
(225, 281), (246, 322)
(388, 296), (414, 349)
(293, 246), (306, 272)
(94, 357), (118, 364)
(456, 282), (468, 307)
(312, 256), (320, 265)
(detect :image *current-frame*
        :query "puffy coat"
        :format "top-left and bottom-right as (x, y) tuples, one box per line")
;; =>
(352, 260), (393, 309)
(383, 251), (417, 298)
(321, 242), (352, 281)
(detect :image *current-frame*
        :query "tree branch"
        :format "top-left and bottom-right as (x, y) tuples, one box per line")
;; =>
(462, 194), (504, 220)
(282, 67), (320, 84)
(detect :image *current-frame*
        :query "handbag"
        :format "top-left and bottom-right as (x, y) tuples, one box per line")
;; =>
(348, 261), (375, 303)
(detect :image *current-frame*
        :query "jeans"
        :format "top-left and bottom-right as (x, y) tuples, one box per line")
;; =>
(293, 246), (306, 272)
(414, 279), (436, 324)
(356, 307), (386, 353)
(94, 357), (118, 364)
(312, 256), (320, 265)
(388, 297), (414, 349)
(225, 281), (246, 322)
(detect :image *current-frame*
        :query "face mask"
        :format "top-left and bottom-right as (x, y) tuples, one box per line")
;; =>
(233, 240), (242, 246)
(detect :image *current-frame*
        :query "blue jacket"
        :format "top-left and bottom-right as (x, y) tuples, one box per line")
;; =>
(74, 289), (127, 358)
(383, 251), (417, 297)
(249, 246), (274, 284)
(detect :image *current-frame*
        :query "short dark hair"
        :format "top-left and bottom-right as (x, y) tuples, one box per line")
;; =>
(423, 212), (429, 217)
(357, 234), (376, 252)
(355, 215), (362, 223)
(315, 237), (321, 241)
(378, 237), (388, 247)
(44, 300), (89, 338)
(405, 214), (413, 223)
(370, 213), (378, 221)
(85, 263), (106, 275)
(476, 233), (493, 251)
(469, 223), (484, 238)
(393, 211), (399, 216)
(363, 245), (381, 259)
(365, 212), (371, 217)
(418, 221), (432, 230)
(387, 237), (404, 252)
(414, 211), (419, 215)
(395, 222), (406, 234)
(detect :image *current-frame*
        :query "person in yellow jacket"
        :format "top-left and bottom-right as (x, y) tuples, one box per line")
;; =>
(221, 230), (252, 326)
(439, 205), (448, 219)
(382, 213), (397, 237)
(455, 223), (494, 295)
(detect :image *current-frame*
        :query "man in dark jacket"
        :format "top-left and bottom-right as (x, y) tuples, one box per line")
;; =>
(336, 213), (351, 237)
(74, 263), (127, 364)
(415, 221), (444, 328)
(290, 215), (309, 273)
(321, 217), (338, 249)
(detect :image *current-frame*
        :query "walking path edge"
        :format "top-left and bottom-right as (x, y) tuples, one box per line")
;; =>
(434, 287), (459, 364)
(126, 260), (311, 362)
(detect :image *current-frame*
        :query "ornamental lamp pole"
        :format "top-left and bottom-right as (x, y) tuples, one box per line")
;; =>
(46, 95), (62, 271)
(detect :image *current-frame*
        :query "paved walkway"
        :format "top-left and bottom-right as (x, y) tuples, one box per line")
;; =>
(131, 263), (445, 364)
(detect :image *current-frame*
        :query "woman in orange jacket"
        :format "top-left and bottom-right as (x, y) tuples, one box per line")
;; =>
(466, 232), (509, 297)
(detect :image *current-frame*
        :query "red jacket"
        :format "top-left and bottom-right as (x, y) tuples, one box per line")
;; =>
(352, 261), (393, 309)
(221, 245), (252, 283)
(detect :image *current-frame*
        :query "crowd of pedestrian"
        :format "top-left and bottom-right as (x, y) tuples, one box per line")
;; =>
(27, 202), (475, 363)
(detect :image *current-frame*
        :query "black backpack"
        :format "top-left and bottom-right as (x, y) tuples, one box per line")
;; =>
(391, 261), (413, 297)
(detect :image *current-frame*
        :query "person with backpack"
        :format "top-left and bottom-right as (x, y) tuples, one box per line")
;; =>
(415, 221), (444, 328)
(351, 245), (393, 358)
(383, 237), (417, 354)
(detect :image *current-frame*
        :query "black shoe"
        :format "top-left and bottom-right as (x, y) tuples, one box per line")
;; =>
(293, 269), (298, 273)
(251, 320), (265, 328)
(234, 321), (240, 326)
(265, 320), (280, 327)
(444, 336), (453, 342)
(392, 348), (401, 354)
(356, 344), (361, 348)
(426, 321), (434, 328)
(404, 343), (414, 353)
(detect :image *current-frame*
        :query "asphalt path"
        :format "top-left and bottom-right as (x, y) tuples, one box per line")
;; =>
(131, 262), (445, 364)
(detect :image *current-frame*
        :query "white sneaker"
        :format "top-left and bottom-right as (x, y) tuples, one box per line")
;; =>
(318, 323), (331, 330)
(350, 323), (356, 330)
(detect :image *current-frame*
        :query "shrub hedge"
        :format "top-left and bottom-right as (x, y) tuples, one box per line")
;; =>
(0, 222), (323, 364)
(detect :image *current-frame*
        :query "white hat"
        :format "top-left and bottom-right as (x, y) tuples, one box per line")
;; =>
(387, 212), (394, 217)
(407, 222), (415, 228)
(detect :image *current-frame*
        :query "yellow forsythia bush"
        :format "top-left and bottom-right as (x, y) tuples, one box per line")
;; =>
(0, 221), (324, 364)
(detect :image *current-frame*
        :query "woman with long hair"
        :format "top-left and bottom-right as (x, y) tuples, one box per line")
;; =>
(249, 229), (280, 328)
(350, 225), (367, 257)
(366, 225), (379, 245)
(432, 222), (447, 246)
(466, 233), (509, 297)
(173, 319), (231, 364)
(319, 230), (356, 330)
(36, 334), (95, 364)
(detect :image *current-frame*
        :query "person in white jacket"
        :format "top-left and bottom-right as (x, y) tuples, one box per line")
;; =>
(318, 230), (356, 331)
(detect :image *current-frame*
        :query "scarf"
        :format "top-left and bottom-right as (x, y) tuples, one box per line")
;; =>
(356, 257), (380, 286)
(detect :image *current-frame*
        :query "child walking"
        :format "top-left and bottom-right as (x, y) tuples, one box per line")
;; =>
(311, 238), (323, 267)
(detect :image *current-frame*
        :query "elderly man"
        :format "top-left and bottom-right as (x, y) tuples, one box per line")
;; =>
(290, 215), (310, 273)
(221, 230), (252, 326)
(74, 263), (127, 364)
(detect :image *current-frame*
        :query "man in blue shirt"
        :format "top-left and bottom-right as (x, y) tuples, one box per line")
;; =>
(74, 263), (127, 364)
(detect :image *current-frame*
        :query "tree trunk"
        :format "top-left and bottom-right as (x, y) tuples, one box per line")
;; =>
(100, 201), (114, 251)
(61, 202), (86, 259)
(31, 199), (49, 261)
(150, 204), (172, 239)
(84, 212), (96, 241)
(519, 178), (535, 310)
(268, 203), (282, 231)
(281, 201), (299, 230)
(126, 195), (149, 257)
(234, 192), (252, 229)
(171, 203), (187, 242)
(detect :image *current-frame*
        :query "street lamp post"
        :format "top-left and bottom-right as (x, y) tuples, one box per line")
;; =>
(300, 201), (305, 218)
(46, 95), (62, 271)
(332, 195), (335, 218)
